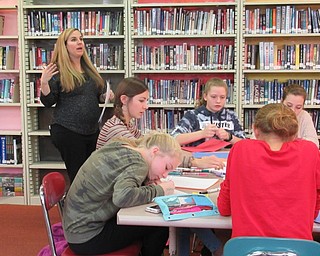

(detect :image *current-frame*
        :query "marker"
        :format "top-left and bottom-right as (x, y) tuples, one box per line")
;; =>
(168, 172), (209, 177)
(199, 188), (220, 194)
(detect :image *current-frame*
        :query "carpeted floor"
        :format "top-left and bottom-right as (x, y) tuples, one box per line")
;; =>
(1, 204), (319, 256)
(0, 204), (60, 256)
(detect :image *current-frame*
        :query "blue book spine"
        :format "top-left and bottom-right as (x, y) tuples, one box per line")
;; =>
(1, 136), (6, 164)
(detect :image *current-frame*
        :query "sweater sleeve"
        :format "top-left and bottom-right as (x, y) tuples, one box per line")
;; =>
(40, 75), (60, 107)
(217, 147), (235, 216)
(298, 110), (319, 148)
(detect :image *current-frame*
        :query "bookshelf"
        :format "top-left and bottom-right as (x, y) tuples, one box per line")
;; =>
(240, 0), (320, 136)
(8, 0), (320, 205)
(128, 0), (239, 134)
(21, 0), (128, 204)
(0, 1), (25, 205)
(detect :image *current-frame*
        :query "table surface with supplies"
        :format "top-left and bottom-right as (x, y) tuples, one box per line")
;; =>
(117, 151), (320, 256)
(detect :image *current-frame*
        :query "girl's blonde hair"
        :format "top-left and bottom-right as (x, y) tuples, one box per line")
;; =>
(254, 103), (298, 141)
(137, 132), (182, 158)
(51, 28), (104, 92)
(196, 77), (228, 107)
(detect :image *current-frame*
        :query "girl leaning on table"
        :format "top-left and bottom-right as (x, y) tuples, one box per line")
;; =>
(95, 77), (224, 255)
(62, 132), (181, 256)
(218, 103), (320, 239)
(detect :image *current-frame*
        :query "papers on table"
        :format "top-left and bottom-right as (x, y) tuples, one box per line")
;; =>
(167, 176), (219, 190)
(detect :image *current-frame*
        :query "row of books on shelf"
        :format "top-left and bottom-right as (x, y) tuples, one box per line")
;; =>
(0, 175), (23, 197)
(244, 43), (320, 70)
(145, 78), (234, 105)
(0, 136), (22, 165)
(29, 44), (124, 71)
(245, 6), (320, 35)
(135, 44), (234, 71)
(0, 79), (19, 103)
(244, 109), (320, 135)
(86, 44), (124, 70)
(139, 108), (186, 134)
(0, 46), (16, 70)
(244, 79), (320, 105)
(134, 7), (235, 36)
(27, 10), (123, 37)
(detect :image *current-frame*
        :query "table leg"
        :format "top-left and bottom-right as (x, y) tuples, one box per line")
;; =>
(169, 226), (177, 256)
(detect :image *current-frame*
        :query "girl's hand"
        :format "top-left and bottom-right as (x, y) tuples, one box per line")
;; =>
(158, 180), (175, 195)
(41, 63), (59, 84)
(215, 128), (231, 141)
(202, 124), (218, 139)
(109, 89), (114, 100)
(193, 155), (225, 169)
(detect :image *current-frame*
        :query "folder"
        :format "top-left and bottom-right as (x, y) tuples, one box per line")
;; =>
(182, 138), (231, 152)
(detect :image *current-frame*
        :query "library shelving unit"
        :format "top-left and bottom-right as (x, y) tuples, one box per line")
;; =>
(21, 0), (128, 204)
(128, 0), (240, 134)
(240, 0), (320, 137)
(0, 0), (25, 205)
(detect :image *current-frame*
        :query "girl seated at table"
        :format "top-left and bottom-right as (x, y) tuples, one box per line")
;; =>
(63, 132), (181, 256)
(218, 103), (320, 239)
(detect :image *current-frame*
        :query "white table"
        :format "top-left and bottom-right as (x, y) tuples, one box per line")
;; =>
(117, 201), (320, 256)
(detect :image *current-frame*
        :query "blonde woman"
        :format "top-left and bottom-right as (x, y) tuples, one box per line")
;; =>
(40, 28), (111, 183)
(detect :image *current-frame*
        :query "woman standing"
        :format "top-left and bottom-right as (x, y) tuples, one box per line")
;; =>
(40, 28), (109, 183)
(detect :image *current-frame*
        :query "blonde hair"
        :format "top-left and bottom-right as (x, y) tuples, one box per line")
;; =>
(196, 77), (228, 107)
(254, 103), (298, 141)
(137, 132), (182, 158)
(51, 28), (104, 92)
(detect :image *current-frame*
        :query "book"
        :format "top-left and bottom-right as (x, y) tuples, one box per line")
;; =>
(4, 46), (16, 70)
(0, 136), (6, 164)
(0, 15), (4, 36)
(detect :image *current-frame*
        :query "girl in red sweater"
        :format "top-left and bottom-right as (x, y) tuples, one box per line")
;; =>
(218, 103), (320, 240)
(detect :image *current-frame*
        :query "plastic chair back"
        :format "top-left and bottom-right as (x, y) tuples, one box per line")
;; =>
(39, 172), (141, 256)
(223, 236), (320, 256)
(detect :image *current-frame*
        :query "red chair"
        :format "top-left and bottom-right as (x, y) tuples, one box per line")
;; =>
(39, 172), (141, 256)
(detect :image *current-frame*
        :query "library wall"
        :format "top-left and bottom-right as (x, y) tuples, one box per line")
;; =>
(1, 0), (320, 205)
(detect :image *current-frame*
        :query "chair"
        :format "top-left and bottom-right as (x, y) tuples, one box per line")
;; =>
(39, 172), (141, 256)
(223, 236), (320, 256)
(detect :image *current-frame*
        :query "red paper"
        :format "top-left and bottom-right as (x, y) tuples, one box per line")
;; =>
(182, 138), (230, 152)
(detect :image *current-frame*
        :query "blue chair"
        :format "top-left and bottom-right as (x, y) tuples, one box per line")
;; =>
(223, 236), (320, 256)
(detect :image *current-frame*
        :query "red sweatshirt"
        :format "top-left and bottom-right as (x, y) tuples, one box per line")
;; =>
(217, 139), (320, 240)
